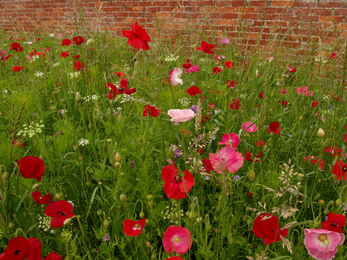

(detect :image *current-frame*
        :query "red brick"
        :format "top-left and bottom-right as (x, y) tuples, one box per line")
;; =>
(271, 1), (293, 7)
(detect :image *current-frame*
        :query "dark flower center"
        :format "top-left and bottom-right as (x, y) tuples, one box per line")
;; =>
(174, 176), (182, 184)
(14, 250), (22, 255)
(57, 211), (66, 216)
(330, 222), (338, 227)
(342, 166), (347, 172)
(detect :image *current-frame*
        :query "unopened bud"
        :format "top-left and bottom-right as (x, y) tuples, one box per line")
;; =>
(97, 210), (103, 216)
(55, 193), (60, 200)
(73, 145), (79, 151)
(115, 152), (121, 162)
(8, 223), (15, 229)
(32, 183), (40, 189)
(336, 198), (343, 207)
(247, 219), (253, 225)
(120, 172), (125, 176)
(318, 199), (325, 206)
(117, 114), (123, 122)
(2, 171), (10, 182)
(299, 116), (303, 121)
(247, 169), (255, 181)
(146, 241), (151, 248)
(98, 182), (102, 185)
(318, 128), (325, 138)
(75, 92), (82, 103)
(120, 194), (127, 203)
(88, 123), (93, 131)
(196, 217), (202, 223)
(140, 212), (145, 218)
(107, 138), (113, 143)
(114, 162), (121, 168)
(297, 173), (304, 181)
(63, 218), (72, 226)
(147, 194), (153, 200)
(103, 219), (110, 228)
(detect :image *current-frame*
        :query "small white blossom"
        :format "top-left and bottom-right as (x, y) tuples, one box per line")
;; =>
(78, 138), (89, 146)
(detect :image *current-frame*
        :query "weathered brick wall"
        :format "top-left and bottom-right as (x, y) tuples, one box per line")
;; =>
(0, 0), (346, 53)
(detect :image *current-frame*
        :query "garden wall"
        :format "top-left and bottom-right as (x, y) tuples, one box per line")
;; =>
(0, 0), (347, 54)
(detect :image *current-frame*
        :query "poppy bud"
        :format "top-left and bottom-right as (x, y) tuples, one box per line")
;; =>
(8, 223), (14, 229)
(247, 219), (253, 225)
(88, 123), (93, 131)
(228, 233), (233, 244)
(120, 194), (127, 203)
(147, 194), (153, 200)
(64, 218), (72, 225)
(73, 145), (79, 151)
(299, 116), (303, 121)
(75, 92), (82, 103)
(318, 199), (325, 206)
(114, 162), (120, 168)
(243, 216), (247, 222)
(120, 172), (125, 176)
(107, 138), (113, 143)
(318, 128), (325, 138)
(140, 211), (145, 218)
(196, 217), (202, 222)
(117, 114), (123, 122)
(115, 152), (121, 162)
(98, 182), (102, 185)
(97, 210), (103, 216)
(247, 169), (255, 181)
(32, 183), (40, 189)
(103, 219), (110, 228)
(55, 193), (60, 200)
(297, 173), (304, 181)
(146, 241), (151, 248)
(2, 171), (9, 182)
(188, 211), (197, 220)
(151, 255), (155, 260)
(336, 198), (343, 206)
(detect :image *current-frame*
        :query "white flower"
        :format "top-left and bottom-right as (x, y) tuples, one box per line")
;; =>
(35, 72), (44, 77)
(169, 68), (183, 86)
(164, 54), (179, 62)
(86, 39), (94, 45)
(49, 33), (55, 37)
(53, 63), (61, 67)
(78, 138), (89, 146)
(70, 72), (81, 79)
(23, 42), (33, 45)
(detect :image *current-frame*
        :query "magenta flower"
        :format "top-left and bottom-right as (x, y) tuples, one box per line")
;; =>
(242, 122), (258, 133)
(220, 38), (230, 44)
(185, 65), (200, 73)
(169, 68), (183, 86)
(218, 133), (241, 150)
(168, 109), (196, 122)
(209, 147), (244, 174)
(304, 229), (345, 260)
(163, 226), (192, 255)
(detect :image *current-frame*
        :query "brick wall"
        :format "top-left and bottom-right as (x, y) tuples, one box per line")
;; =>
(0, 0), (346, 54)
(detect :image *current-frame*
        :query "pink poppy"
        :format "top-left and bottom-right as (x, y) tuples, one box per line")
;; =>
(218, 133), (241, 150)
(287, 66), (296, 72)
(220, 37), (230, 44)
(168, 109), (195, 122)
(297, 86), (308, 95)
(169, 68), (183, 86)
(167, 257), (184, 260)
(304, 229), (345, 260)
(242, 122), (258, 133)
(163, 226), (192, 255)
(209, 147), (244, 174)
(185, 65), (200, 73)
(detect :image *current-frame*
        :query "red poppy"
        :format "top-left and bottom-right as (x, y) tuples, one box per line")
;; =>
(230, 98), (240, 110)
(196, 41), (215, 54)
(122, 22), (151, 50)
(287, 66), (296, 72)
(201, 115), (211, 123)
(114, 71), (126, 78)
(17, 156), (45, 182)
(187, 86), (202, 97)
(74, 60), (85, 70)
(183, 59), (192, 69)
(311, 101), (318, 107)
(303, 155), (315, 162)
(226, 79), (236, 88)
(245, 150), (263, 163)
(45, 200), (75, 228)
(161, 165), (195, 199)
(44, 252), (63, 260)
(331, 52), (337, 60)
(252, 213), (288, 245)
(345, 133), (347, 143)
(167, 257), (184, 260)
(72, 54), (80, 59)
(259, 92), (264, 98)
(143, 105), (160, 117)
(0, 236), (41, 260)
(332, 160), (347, 181)
(212, 67), (222, 74)
(12, 66), (23, 72)
(73, 36), (84, 45)
(321, 212), (346, 233)
(208, 103), (217, 110)
(310, 158), (325, 170)
(61, 39), (72, 46)
(202, 159), (213, 173)
(1, 55), (12, 61)
(267, 122), (282, 135)
(123, 218), (146, 237)
(280, 100), (288, 106)
(106, 79), (136, 99)
(10, 42), (23, 52)
(324, 146), (342, 157)
(13, 136), (26, 148)
(224, 60), (233, 69)
(60, 51), (69, 58)
(255, 140), (265, 147)
(31, 191), (52, 205)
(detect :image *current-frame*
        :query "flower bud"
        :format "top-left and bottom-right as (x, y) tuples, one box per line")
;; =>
(63, 218), (72, 225)
(146, 241), (151, 248)
(147, 194), (153, 200)
(247, 169), (255, 181)
(73, 145), (79, 151)
(32, 183), (40, 189)
(103, 219), (110, 228)
(247, 219), (253, 225)
(98, 182), (102, 185)
(139, 211), (145, 218)
(115, 153), (121, 162)
(120, 194), (127, 203)
(188, 211), (196, 220)
(8, 223), (14, 229)
(148, 200), (153, 207)
(55, 193), (60, 200)
(114, 162), (121, 168)
(120, 172), (125, 176)
(336, 198), (343, 207)
(297, 173), (304, 181)
(117, 114), (123, 122)
(299, 116), (303, 121)
(75, 92), (82, 103)
(196, 217), (202, 223)
(318, 128), (325, 138)
(88, 123), (93, 131)
(2, 171), (9, 182)
(106, 138), (113, 143)
(318, 199), (325, 206)
(97, 210), (103, 216)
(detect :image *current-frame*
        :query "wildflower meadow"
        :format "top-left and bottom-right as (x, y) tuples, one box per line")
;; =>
(0, 16), (347, 260)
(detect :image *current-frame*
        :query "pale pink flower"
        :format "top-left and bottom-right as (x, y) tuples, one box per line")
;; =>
(268, 56), (273, 62)
(168, 109), (195, 122)
(242, 122), (258, 133)
(218, 133), (241, 150)
(163, 226), (192, 255)
(209, 147), (244, 174)
(220, 38), (230, 44)
(185, 65), (200, 73)
(297, 86), (308, 95)
(305, 91), (314, 97)
(169, 68), (183, 86)
(304, 229), (345, 260)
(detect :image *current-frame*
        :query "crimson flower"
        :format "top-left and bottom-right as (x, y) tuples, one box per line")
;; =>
(143, 105), (160, 117)
(45, 201), (75, 228)
(72, 54), (80, 59)
(17, 156), (45, 182)
(12, 66), (23, 72)
(287, 66), (296, 72)
(230, 98), (240, 110)
(322, 212), (346, 233)
(259, 92), (264, 98)
(73, 36), (84, 45)
(61, 39), (72, 46)
(187, 86), (202, 97)
(44, 252), (63, 260)
(74, 60), (85, 70)
(252, 214), (288, 245)
(331, 52), (337, 60)
(60, 51), (69, 58)
(114, 71), (126, 78)
(31, 191), (52, 205)
(167, 257), (184, 260)
(183, 59), (192, 69)
(310, 158), (325, 170)
(212, 67), (222, 74)
(245, 150), (263, 163)
(324, 146), (342, 157)
(1, 54), (12, 61)
(106, 79), (136, 99)
(267, 122), (282, 135)
(0, 236), (41, 260)
(255, 140), (265, 147)
(122, 22), (151, 50)
(13, 136), (26, 148)
(123, 218), (146, 237)
(224, 60), (233, 69)
(345, 133), (347, 143)
(332, 160), (347, 181)
(10, 42), (23, 52)
(161, 165), (194, 200)
(280, 100), (288, 106)
(226, 79), (236, 88)
(196, 41), (215, 54)
(202, 159), (213, 173)
(311, 101), (318, 107)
